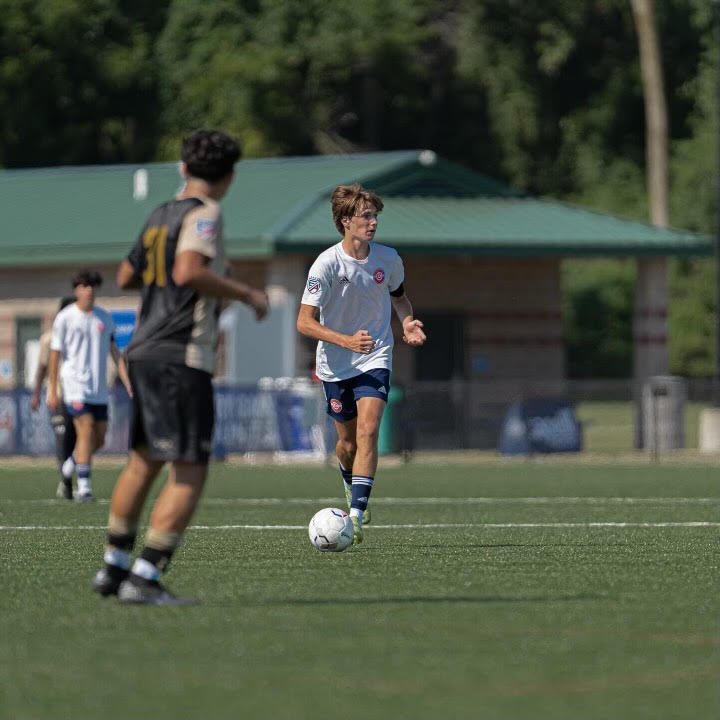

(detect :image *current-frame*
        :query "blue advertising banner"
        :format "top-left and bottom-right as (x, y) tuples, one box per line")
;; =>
(0, 385), (322, 457)
(498, 398), (582, 455)
(110, 310), (137, 350)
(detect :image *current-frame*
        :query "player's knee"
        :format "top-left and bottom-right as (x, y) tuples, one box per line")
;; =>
(337, 438), (357, 457)
(355, 423), (380, 448)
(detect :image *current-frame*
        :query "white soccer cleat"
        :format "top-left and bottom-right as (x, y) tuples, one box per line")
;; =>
(55, 479), (73, 500)
(342, 480), (352, 509)
(350, 515), (363, 545)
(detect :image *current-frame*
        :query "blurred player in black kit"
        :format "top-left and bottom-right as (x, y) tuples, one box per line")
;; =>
(93, 129), (268, 604)
(32, 296), (76, 499)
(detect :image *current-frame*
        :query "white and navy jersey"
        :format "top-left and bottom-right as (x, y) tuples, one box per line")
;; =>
(301, 241), (404, 382)
(50, 304), (115, 404)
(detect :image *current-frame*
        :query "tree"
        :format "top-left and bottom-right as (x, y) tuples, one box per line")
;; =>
(0, 0), (169, 167)
(155, 0), (439, 158)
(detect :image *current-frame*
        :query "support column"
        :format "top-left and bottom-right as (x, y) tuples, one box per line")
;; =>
(266, 255), (312, 379)
(633, 256), (669, 447)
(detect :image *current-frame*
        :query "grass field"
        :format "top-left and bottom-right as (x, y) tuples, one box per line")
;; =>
(2, 459), (719, 719)
(575, 401), (710, 452)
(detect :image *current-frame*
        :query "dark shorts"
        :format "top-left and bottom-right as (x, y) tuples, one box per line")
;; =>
(129, 360), (214, 463)
(322, 368), (390, 423)
(65, 402), (108, 421)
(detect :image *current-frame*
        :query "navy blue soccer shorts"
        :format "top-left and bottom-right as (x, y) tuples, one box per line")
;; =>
(65, 401), (109, 422)
(322, 368), (390, 423)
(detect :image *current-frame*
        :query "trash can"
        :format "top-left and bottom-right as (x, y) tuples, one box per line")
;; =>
(378, 384), (404, 456)
(642, 376), (686, 453)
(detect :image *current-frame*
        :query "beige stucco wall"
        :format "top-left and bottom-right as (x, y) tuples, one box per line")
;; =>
(0, 261), (268, 388)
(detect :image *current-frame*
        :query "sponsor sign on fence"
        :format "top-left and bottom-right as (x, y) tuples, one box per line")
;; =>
(0, 386), (325, 457)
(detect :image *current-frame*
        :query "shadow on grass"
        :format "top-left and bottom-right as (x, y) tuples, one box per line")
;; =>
(404, 542), (630, 550)
(254, 593), (609, 607)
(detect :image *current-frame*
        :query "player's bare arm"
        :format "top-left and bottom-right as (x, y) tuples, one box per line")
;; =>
(110, 342), (133, 399)
(31, 360), (48, 411)
(173, 250), (269, 320)
(47, 349), (61, 411)
(296, 303), (374, 354)
(116, 260), (143, 290)
(391, 294), (426, 346)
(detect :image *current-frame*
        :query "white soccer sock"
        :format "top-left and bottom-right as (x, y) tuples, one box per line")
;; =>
(131, 558), (161, 582)
(104, 548), (131, 570)
(61, 455), (76, 479)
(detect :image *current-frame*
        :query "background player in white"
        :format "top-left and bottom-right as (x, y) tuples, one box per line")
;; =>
(48, 270), (131, 501)
(297, 183), (426, 544)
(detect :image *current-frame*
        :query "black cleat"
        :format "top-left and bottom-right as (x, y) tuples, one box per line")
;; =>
(117, 577), (198, 606)
(56, 479), (73, 500)
(92, 565), (129, 597)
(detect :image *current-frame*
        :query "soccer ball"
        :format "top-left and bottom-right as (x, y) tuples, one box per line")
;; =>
(308, 507), (354, 552)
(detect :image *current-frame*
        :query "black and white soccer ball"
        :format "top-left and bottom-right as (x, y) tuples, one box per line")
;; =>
(308, 507), (354, 552)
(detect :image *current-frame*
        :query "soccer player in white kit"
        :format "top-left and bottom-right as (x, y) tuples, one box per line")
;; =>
(297, 184), (426, 544)
(48, 270), (131, 501)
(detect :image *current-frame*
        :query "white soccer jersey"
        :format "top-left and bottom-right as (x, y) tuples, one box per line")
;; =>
(301, 241), (404, 381)
(50, 304), (115, 404)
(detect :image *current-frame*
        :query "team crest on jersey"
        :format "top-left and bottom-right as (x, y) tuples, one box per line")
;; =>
(196, 219), (216, 241)
(373, 268), (385, 284)
(330, 398), (343, 413)
(307, 276), (321, 294)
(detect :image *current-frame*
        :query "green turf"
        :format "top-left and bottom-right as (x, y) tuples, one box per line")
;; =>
(1, 461), (719, 719)
(575, 401), (711, 451)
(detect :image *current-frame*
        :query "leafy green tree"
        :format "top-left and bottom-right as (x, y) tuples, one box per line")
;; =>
(669, 258), (715, 377)
(155, 0), (446, 158)
(563, 259), (635, 378)
(0, 0), (169, 167)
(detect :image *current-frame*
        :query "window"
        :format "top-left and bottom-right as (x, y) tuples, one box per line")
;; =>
(415, 312), (465, 381)
(16, 317), (42, 388)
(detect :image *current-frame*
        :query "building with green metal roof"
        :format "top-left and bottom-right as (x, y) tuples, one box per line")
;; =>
(0, 149), (708, 268)
(0, 150), (709, 449)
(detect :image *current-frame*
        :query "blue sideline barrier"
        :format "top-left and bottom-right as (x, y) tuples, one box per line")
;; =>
(0, 386), (321, 457)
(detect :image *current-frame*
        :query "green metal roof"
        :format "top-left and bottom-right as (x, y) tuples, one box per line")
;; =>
(281, 196), (710, 256)
(0, 150), (709, 267)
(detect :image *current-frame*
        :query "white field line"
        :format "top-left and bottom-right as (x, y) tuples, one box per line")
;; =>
(5, 496), (720, 506)
(2, 522), (720, 531)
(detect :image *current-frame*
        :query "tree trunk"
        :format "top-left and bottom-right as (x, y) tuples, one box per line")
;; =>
(630, 0), (670, 448)
(630, 0), (669, 228)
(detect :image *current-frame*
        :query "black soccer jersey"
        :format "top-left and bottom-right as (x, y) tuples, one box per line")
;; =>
(125, 196), (225, 374)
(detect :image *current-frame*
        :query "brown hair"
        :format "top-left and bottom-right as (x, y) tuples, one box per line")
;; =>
(331, 183), (384, 234)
